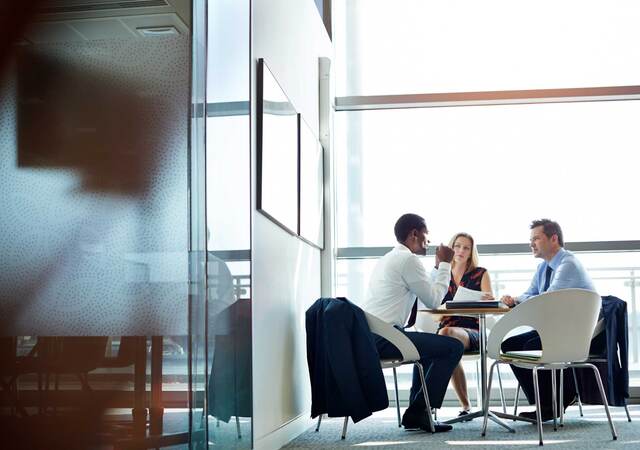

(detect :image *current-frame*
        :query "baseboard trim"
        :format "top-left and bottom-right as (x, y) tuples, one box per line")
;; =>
(253, 413), (315, 450)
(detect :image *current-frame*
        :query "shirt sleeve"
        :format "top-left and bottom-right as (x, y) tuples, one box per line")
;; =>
(402, 257), (451, 310)
(516, 265), (541, 304)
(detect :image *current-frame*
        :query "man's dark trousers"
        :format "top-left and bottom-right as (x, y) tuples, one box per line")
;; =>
(502, 330), (576, 412)
(374, 331), (463, 414)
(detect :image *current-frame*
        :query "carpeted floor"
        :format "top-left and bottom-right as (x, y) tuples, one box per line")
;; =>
(285, 405), (639, 449)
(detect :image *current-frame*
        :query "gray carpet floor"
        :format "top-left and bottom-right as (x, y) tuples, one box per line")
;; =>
(285, 405), (639, 449)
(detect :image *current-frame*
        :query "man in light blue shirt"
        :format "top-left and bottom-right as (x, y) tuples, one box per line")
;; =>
(501, 219), (597, 422)
(502, 231), (595, 306)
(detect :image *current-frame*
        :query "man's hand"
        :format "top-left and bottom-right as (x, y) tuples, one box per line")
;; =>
(501, 295), (516, 307)
(435, 244), (454, 267)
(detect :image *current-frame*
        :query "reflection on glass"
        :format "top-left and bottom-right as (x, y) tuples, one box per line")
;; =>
(0, 1), (193, 446)
(299, 116), (324, 248)
(257, 59), (299, 235)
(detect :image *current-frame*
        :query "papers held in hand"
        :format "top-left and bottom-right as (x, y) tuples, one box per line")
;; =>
(445, 286), (502, 309)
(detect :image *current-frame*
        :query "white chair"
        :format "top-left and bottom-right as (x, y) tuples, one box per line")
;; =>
(315, 311), (435, 438)
(480, 288), (617, 446)
(512, 318), (632, 424)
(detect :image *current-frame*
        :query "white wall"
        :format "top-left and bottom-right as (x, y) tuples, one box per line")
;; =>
(251, 0), (332, 448)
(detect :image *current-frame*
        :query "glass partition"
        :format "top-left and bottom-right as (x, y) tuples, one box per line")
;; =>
(0, 2), (199, 448)
(206, 0), (252, 447)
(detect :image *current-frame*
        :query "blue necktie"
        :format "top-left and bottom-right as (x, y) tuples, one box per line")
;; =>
(543, 266), (553, 292)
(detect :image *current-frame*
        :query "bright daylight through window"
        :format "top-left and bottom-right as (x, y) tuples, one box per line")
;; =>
(332, 0), (640, 379)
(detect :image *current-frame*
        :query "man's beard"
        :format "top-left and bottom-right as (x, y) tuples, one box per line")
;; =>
(416, 247), (427, 256)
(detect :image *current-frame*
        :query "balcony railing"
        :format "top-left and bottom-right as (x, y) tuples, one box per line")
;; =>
(336, 264), (640, 368)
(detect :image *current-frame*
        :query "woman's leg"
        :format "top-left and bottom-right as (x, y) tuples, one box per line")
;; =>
(439, 326), (471, 410)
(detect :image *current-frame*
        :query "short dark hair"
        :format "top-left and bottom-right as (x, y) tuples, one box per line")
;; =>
(394, 213), (426, 242)
(530, 218), (564, 247)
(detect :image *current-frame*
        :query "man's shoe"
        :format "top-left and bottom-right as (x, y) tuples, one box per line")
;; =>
(401, 410), (429, 429)
(422, 421), (453, 433)
(401, 411), (453, 433)
(518, 409), (556, 422)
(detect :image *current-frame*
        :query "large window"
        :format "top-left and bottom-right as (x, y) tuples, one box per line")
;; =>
(333, 1), (640, 384)
(334, 0), (640, 96)
(336, 101), (640, 248)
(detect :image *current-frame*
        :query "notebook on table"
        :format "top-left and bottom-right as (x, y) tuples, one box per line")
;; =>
(445, 300), (502, 309)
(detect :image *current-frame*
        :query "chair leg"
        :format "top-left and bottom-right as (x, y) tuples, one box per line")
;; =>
(586, 364), (617, 440)
(315, 414), (322, 432)
(54, 373), (59, 415)
(475, 359), (482, 408)
(571, 368), (583, 417)
(392, 367), (401, 427)
(559, 369), (564, 427)
(481, 361), (497, 436)
(415, 362), (435, 433)
(551, 369), (558, 431)
(513, 383), (521, 419)
(624, 404), (632, 422)
(532, 367), (544, 446)
(496, 364), (507, 414)
(341, 417), (348, 440)
(236, 416), (241, 439)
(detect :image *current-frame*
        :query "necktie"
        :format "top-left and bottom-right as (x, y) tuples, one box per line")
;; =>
(543, 266), (553, 292)
(405, 298), (418, 328)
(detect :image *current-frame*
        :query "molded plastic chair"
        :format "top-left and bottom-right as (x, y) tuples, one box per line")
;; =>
(512, 318), (632, 424)
(315, 311), (435, 438)
(480, 289), (617, 446)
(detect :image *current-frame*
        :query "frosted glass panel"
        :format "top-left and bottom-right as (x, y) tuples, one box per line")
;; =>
(334, 0), (640, 96)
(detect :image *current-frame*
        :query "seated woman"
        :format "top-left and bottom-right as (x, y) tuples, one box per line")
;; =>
(437, 232), (493, 417)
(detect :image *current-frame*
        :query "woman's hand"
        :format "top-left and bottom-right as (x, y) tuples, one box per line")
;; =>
(481, 292), (495, 300)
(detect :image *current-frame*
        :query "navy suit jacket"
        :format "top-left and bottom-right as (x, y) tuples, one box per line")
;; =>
(306, 297), (389, 423)
(576, 295), (629, 406)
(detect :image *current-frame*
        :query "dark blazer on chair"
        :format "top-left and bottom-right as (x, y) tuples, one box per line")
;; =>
(306, 297), (388, 423)
(576, 295), (629, 406)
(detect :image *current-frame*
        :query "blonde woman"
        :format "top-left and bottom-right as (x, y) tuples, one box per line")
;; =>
(438, 232), (493, 417)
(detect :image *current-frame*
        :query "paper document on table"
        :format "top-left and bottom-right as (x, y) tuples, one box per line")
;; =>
(452, 286), (486, 302)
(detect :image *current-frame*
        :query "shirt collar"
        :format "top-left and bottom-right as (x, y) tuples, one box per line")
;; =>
(547, 247), (567, 270)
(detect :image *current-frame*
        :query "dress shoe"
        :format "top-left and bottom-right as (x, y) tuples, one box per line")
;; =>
(401, 411), (453, 432)
(519, 408), (556, 422)
(422, 422), (453, 433)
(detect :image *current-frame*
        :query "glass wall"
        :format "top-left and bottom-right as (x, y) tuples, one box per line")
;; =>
(0, 1), (210, 448)
(205, 0), (252, 447)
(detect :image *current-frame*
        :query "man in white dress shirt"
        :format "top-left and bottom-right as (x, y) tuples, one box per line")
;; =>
(362, 213), (464, 432)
